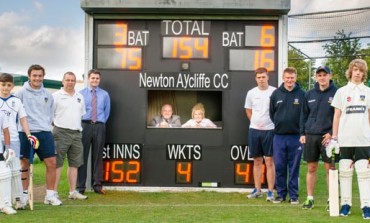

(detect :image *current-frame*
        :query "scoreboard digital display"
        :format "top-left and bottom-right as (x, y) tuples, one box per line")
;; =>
(163, 37), (209, 59)
(91, 18), (280, 188)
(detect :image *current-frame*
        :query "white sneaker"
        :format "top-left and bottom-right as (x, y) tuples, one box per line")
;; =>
(1, 206), (17, 215)
(68, 191), (88, 200)
(44, 193), (62, 206)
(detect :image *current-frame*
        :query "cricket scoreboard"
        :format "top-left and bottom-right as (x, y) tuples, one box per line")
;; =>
(81, 0), (289, 189)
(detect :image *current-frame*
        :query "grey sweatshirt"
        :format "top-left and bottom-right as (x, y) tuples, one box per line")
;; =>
(15, 82), (54, 132)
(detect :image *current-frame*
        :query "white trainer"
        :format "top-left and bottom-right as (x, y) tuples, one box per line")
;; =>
(68, 191), (88, 200)
(1, 206), (17, 215)
(44, 193), (62, 206)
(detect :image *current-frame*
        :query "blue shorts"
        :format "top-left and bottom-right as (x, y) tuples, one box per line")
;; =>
(19, 131), (56, 160)
(248, 128), (274, 158)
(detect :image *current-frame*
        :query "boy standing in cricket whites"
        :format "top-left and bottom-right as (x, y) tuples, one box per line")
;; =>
(245, 67), (276, 201)
(0, 109), (15, 214)
(330, 59), (370, 219)
(0, 73), (38, 210)
(15, 65), (62, 206)
(299, 67), (337, 210)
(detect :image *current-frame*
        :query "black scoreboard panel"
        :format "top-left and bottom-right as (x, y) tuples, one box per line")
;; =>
(95, 19), (278, 188)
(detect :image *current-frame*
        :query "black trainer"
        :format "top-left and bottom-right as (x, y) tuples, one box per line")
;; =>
(302, 198), (314, 209)
(272, 196), (286, 204)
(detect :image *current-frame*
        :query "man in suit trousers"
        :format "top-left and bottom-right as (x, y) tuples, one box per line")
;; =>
(77, 69), (111, 195)
(151, 104), (181, 128)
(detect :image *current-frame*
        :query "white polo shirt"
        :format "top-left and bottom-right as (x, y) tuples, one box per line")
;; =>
(331, 82), (370, 146)
(244, 85), (276, 130)
(0, 96), (27, 142)
(53, 88), (86, 131)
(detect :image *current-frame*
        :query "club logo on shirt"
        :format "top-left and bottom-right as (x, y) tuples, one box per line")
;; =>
(293, 98), (300, 105)
(360, 95), (365, 101)
(347, 96), (351, 102)
(44, 97), (48, 103)
(1, 110), (11, 117)
(328, 97), (333, 103)
(11, 101), (15, 108)
(346, 105), (366, 114)
(77, 98), (81, 103)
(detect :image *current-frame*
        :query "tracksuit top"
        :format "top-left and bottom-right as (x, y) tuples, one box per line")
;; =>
(269, 83), (305, 135)
(300, 80), (337, 136)
(15, 81), (54, 132)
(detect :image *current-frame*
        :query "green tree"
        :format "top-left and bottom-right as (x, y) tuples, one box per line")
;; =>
(322, 30), (361, 87)
(358, 45), (370, 86)
(288, 47), (313, 90)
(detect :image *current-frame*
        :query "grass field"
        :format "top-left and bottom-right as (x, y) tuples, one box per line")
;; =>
(1, 161), (363, 223)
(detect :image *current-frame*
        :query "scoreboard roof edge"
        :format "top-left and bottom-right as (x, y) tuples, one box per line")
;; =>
(80, 0), (290, 16)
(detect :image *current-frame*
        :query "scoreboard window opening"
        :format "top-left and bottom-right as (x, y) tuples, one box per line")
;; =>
(147, 90), (222, 128)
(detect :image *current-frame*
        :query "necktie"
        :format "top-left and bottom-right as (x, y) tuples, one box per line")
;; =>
(91, 89), (97, 122)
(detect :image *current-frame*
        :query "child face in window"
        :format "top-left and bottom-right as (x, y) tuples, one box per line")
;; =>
(193, 110), (204, 123)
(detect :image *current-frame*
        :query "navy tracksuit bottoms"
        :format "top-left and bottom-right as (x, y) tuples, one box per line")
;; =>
(273, 134), (303, 200)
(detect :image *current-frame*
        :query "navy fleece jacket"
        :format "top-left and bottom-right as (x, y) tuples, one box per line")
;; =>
(269, 83), (305, 134)
(299, 80), (337, 135)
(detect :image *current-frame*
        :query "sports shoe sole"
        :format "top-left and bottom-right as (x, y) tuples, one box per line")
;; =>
(44, 200), (63, 206)
(247, 195), (263, 199)
(272, 200), (285, 204)
(340, 212), (351, 217)
(68, 196), (88, 200)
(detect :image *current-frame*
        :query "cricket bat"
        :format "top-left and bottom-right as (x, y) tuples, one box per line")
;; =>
(328, 151), (339, 217)
(28, 146), (34, 211)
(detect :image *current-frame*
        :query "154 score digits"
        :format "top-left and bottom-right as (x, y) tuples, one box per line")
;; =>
(163, 37), (209, 59)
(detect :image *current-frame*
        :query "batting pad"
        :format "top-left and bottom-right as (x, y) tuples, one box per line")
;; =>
(0, 161), (12, 209)
(8, 157), (24, 207)
(355, 159), (370, 208)
(339, 159), (353, 206)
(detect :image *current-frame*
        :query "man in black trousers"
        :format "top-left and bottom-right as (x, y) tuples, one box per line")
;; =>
(77, 69), (111, 194)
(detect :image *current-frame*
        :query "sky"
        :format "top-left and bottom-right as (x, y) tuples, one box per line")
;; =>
(0, 0), (84, 80)
(0, 0), (369, 80)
